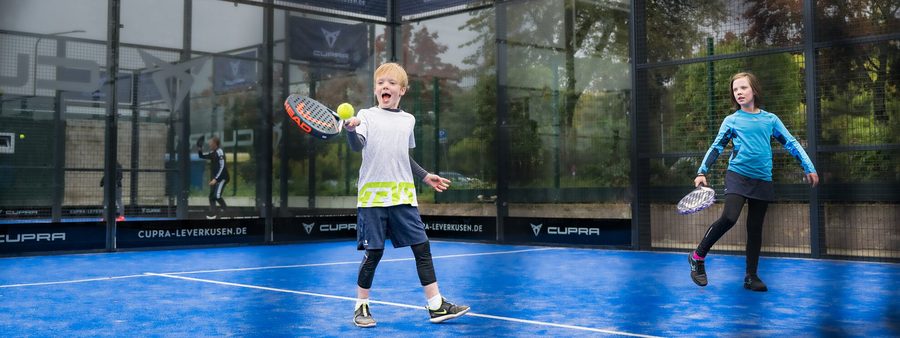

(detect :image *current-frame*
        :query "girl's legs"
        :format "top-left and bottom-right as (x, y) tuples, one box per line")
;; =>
(744, 197), (769, 276)
(690, 194), (745, 287)
(696, 194), (747, 257)
(743, 198), (770, 291)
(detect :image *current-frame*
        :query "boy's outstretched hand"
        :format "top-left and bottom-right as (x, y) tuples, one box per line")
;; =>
(423, 173), (451, 192)
(344, 117), (360, 132)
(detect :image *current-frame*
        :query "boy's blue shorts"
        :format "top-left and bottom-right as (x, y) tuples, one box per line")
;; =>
(356, 205), (429, 250)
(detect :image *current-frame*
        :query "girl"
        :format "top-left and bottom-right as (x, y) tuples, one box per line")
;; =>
(688, 72), (819, 291)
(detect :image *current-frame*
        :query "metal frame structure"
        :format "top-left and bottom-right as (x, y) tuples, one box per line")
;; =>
(103, 0), (122, 249)
(3, 0), (892, 260)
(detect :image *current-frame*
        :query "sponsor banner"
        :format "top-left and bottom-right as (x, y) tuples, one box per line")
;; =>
(0, 222), (105, 254)
(129, 206), (176, 217)
(0, 208), (46, 219)
(117, 219), (265, 248)
(213, 50), (258, 94)
(421, 215), (495, 241)
(65, 206), (175, 218)
(503, 217), (631, 246)
(273, 216), (357, 242)
(0, 206), (174, 220)
(64, 207), (103, 217)
(289, 16), (369, 69)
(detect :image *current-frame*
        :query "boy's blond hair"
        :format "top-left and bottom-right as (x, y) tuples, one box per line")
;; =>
(374, 63), (408, 88)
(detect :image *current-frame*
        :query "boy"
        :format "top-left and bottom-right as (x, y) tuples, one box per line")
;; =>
(100, 161), (125, 222)
(344, 63), (470, 327)
(198, 136), (229, 219)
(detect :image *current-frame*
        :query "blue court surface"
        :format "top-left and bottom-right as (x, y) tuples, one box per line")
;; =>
(1, 240), (897, 337)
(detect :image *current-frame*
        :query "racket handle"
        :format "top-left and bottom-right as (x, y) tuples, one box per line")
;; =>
(694, 175), (708, 188)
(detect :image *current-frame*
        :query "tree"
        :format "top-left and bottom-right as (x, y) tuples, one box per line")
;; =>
(746, 0), (899, 124)
(743, 0), (899, 183)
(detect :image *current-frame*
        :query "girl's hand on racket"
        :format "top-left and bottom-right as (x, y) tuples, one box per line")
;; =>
(344, 117), (360, 132)
(423, 173), (451, 192)
(694, 175), (708, 188)
(806, 172), (819, 187)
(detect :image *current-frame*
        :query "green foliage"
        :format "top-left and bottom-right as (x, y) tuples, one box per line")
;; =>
(448, 137), (491, 178)
(646, 0), (728, 63)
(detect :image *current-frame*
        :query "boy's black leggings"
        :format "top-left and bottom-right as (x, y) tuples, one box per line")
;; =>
(696, 194), (769, 275)
(208, 178), (228, 211)
(357, 241), (437, 289)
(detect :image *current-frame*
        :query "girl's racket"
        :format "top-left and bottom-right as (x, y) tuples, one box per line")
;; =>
(283, 94), (343, 139)
(676, 184), (715, 215)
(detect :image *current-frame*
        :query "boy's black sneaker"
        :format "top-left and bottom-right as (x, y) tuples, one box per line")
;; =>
(744, 274), (768, 292)
(428, 298), (470, 323)
(689, 252), (708, 286)
(353, 303), (376, 328)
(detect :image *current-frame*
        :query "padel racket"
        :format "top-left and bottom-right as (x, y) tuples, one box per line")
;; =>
(195, 135), (205, 148)
(284, 94), (343, 139)
(676, 184), (715, 215)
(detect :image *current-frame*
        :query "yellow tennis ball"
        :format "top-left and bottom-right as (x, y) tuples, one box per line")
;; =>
(337, 103), (355, 120)
(19, 134), (25, 139)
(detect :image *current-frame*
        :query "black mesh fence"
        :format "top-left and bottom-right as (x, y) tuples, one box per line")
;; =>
(399, 0), (493, 21)
(0, 30), (191, 221)
(644, 52), (813, 256)
(638, 0), (899, 260)
(815, 37), (900, 259)
(274, 0), (388, 22)
(816, 0), (900, 41)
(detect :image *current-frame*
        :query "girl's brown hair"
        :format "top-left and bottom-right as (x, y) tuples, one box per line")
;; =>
(730, 72), (763, 110)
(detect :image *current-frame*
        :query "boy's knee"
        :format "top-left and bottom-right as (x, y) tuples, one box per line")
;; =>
(357, 249), (384, 289)
(411, 241), (432, 261)
(411, 241), (436, 286)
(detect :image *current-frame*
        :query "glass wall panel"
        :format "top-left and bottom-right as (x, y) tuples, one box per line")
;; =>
(183, 0), (265, 218)
(503, 0), (631, 220)
(401, 8), (497, 215)
(275, 11), (387, 210)
(0, 0), (109, 222)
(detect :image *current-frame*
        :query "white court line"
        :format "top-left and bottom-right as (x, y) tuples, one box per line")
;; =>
(163, 247), (558, 275)
(0, 275), (146, 288)
(0, 248), (556, 288)
(146, 272), (661, 338)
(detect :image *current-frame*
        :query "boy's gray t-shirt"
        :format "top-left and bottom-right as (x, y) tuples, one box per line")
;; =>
(354, 107), (418, 207)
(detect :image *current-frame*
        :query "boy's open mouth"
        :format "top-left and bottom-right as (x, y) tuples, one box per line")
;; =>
(381, 93), (392, 101)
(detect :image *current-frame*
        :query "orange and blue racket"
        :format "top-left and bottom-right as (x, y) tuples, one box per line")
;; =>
(283, 94), (343, 139)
